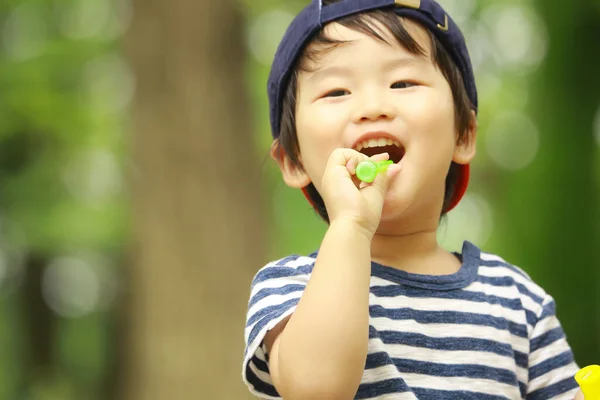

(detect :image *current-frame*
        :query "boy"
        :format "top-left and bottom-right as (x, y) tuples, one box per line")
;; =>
(243, 0), (583, 398)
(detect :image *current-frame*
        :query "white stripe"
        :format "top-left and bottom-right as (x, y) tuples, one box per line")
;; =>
(530, 337), (572, 368)
(361, 363), (404, 384)
(370, 316), (529, 354)
(282, 256), (315, 268)
(371, 293), (527, 325)
(248, 289), (303, 319)
(480, 252), (508, 262)
(370, 276), (403, 286)
(528, 361), (579, 393)
(248, 359), (274, 385)
(478, 266), (547, 300)
(403, 372), (521, 398)
(250, 276), (308, 298)
(244, 305), (296, 345)
(364, 393), (417, 400)
(382, 342), (526, 378)
(463, 281), (544, 319)
(531, 315), (561, 343)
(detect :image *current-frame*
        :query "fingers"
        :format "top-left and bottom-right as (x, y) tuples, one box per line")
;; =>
(363, 161), (400, 200)
(574, 389), (584, 400)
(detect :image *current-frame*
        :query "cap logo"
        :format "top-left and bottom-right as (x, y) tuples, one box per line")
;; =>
(437, 14), (449, 31)
(394, 0), (420, 9)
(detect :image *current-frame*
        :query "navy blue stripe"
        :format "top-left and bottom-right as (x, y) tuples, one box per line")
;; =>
(247, 298), (299, 346)
(527, 376), (578, 399)
(529, 351), (574, 380)
(369, 305), (529, 338)
(478, 259), (530, 280)
(374, 330), (517, 361)
(252, 263), (314, 285)
(251, 355), (270, 373)
(245, 363), (279, 397)
(371, 283), (536, 326)
(476, 275), (545, 306)
(364, 352), (518, 386)
(247, 297), (298, 327)
(515, 283), (545, 305)
(370, 284), (524, 311)
(391, 358), (518, 385)
(515, 351), (529, 369)
(539, 301), (555, 319)
(531, 327), (564, 353)
(477, 263), (545, 305)
(412, 387), (511, 400)
(249, 284), (305, 309)
(525, 310), (537, 327)
(365, 351), (392, 369)
(355, 378), (410, 399)
(519, 381), (527, 398)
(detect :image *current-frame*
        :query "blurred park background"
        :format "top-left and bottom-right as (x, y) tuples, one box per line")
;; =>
(0, 0), (598, 398)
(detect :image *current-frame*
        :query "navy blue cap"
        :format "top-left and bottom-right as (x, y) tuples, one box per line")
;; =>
(267, 0), (478, 212)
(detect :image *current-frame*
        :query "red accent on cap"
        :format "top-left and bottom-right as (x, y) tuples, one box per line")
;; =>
(445, 164), (469, 213)
(301, 164), (470, 215)
(301, 187), (316, 208)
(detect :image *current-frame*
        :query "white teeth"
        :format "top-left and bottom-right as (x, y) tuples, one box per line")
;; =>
(353, 138), (402, 151)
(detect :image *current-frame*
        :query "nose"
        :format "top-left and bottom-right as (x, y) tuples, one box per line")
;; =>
(351, 88), (396, 123)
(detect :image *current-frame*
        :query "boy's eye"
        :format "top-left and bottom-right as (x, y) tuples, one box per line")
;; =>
(391, 81), (416, 89)
(324, 89), (349, 98)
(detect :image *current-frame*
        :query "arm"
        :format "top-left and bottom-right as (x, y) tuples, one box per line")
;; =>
(266, 219), (373, 400)
(265, 149), (401, 400)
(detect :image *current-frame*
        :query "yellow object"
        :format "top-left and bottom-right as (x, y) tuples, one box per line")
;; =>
(576, 365), (600, 399)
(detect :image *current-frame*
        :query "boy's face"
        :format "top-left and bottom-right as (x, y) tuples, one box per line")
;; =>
(277, 18), (476, 225)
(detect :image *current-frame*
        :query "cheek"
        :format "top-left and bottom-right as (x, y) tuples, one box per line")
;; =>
(295, 115), (341, 187)
(410, 100), (457, 172)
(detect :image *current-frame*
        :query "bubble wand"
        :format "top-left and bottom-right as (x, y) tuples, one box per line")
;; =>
(576, 365), (600, 399)
(356, 160), (393, 183)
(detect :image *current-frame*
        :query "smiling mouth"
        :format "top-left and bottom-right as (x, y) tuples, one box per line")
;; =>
(354, 138), (406, 163)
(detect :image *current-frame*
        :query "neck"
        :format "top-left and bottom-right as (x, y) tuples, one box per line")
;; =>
(370, 222), (459, 276)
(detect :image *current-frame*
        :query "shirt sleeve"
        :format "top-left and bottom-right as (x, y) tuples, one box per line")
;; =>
(241, 255), (314, 399)
(526, 295), (580, 399)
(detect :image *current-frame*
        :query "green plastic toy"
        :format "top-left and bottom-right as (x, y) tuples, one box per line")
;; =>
(576, 365), (600, 399)
(356, 160), (393, 183)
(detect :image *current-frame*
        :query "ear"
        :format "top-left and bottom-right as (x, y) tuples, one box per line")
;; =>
(453, 110), (477, 165)
(270, 140), (312, 189)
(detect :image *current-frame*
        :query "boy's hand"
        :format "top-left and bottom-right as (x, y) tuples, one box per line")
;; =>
(574, 389), (584, 400)
(320, 148), (401, 237)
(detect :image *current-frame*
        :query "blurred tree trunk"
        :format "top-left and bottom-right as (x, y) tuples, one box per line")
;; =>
(19, 253), (56, 396)
(121, 0), (263, 398)
(501, 0), (600, 366)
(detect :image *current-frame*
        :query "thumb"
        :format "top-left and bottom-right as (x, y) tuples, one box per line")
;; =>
(574, 389), (585, 400)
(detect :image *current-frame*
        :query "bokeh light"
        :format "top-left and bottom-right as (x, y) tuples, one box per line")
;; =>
(485, 110), (540, 171)
(42, 255), (117, 318)
(2, 2), (48, 60)
(482, 3), (548, 73)
(62, 150), (122, 205)
(248, 10), (295, 66)
(83, 54), (135, 116)
(438, 193), (494, 252)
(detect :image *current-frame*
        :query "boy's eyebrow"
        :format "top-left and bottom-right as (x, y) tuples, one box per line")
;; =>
(306, 56), (424, 83)
(381, 56), (425, 71)
(305, 65), (352, 83)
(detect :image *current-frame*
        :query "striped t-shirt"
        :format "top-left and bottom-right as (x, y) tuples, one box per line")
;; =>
(243, 241), (579, 399)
